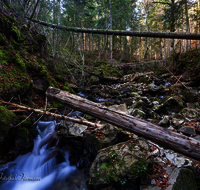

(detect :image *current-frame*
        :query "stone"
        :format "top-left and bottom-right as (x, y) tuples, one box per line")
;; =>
(167, 126), (176, 131)
(152, 105), (161, 111)
(141, 97), (151, 105)
(158, 96), (184, 113)
(158, 116), (169, 127)
(109, 104), (129, 114)
(129, 109), (146, 119)
(178, 126), (196, 136)
(89, 138), (152, 188)
(193, 135), (200, 142)
(172, 118), (184, 128)
(182, 90), (197, 103)
(152, 101), (159, 105)
(130, 92), (140, 98)
(83, 124), (130, 158)
(179, 108), (199, 119)
(132, 100), (147, 111)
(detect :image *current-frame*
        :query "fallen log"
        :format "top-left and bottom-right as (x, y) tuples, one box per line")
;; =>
(1, 101), (103, 128)
(46, 86), (200, 160)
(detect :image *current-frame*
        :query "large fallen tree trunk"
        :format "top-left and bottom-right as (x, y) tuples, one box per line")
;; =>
(46, 86), (200, 160)
(27, 18), (200, 40)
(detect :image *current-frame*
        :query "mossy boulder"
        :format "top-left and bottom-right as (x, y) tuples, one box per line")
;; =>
(181, 90), (197, 103)
(84, 124), (130, 158)
(179, 108), (199, 119)
(158, 96), (185, 113)
(139, 77), (150, 84)
(132, 100), (147, 111)
(129, 108), (146, 119)
(0, 106), (18, 139)
(89, 138), (152, 188)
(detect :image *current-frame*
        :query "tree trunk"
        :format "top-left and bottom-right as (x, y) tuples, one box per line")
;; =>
(46, 87), (200, 160)
(185, 0), (189, 52)
(110, 1), (113, 65)
(26, 18), (200, 40)
(27, 0), (40, 30)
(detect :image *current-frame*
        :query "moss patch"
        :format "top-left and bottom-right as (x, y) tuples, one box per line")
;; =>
(0, 106), (18, 138)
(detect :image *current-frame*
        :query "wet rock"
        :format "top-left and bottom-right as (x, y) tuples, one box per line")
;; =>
(152, 105), (161, 111)
(152, 101), (159, 105)
(109, 104), (129, 114)
(69, 123), (88, 137)
(182, 90), (198, 103)
(193, 135), (200, 141)
(178, 126), (196, 136)
(141, 97), (151, 105)
(164, 150), (193, 168)
(146, 109), (160, 119)
(60, 120), (88, 137)
(89, 138), (152, 188)
(158, 96), (184, 113)
(129, 109), (146, 119)
(158, 116), (169, 127)
(186, 102), (199, 109)
(144, 82), (165, 94)
(132, 100), (147, 111)
(130, 92), (140, 98)
(69, 151), (80, 165)
(167, 126), (176, 131)
(171, 118), (184, 128)
(84, 123), (130, 158)
(76, 158), (89, 169)
(179, 108), (199, 119)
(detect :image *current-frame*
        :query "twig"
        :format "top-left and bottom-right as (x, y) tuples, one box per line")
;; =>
(4, 97), (13, 107)
(18, 95), (21, 105)
(2, 101), (103, 128)
(15, 112), (33, 127)
(162, 64), (200, 101)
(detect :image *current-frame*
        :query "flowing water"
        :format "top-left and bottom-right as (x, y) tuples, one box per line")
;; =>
(0, 121), (88, 190)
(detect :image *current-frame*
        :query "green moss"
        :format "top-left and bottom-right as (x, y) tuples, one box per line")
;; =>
(0, 106), (18, 138)
(55, 75), (66, 83)
(0, 33), (7, 46)
(11, 25), (22, 42)
(139, 77), (149, 84)
(0, 49), (7, 63)
(17, 127), (28, 139)
(13, 53), (26, 71)
(40, 69), (48, 76)
(172, 169), (197, 190)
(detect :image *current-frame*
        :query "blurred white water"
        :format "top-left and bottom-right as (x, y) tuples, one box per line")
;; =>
(0, 121), (77, 190)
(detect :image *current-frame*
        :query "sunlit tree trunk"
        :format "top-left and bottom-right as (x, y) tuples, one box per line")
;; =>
(185, 0), (189, 52)
(199, 0), (200, 52)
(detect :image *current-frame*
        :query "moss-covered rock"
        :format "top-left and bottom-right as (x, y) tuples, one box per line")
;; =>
(84, 123), (130, 158)
(158, 96), (185, 113)
(129, 108), (146, 119)
(179, 108), (199, 119)
(89, 138), (152, 188)
(0, 106), (18, 138)
(139, 77), (150, 84)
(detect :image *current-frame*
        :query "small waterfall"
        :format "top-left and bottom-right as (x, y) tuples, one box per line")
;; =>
(0, 121), (76, 190)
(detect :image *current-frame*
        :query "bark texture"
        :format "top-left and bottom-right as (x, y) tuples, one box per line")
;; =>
(46, 86), (200, 160)
(27, 18), (200, 40)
